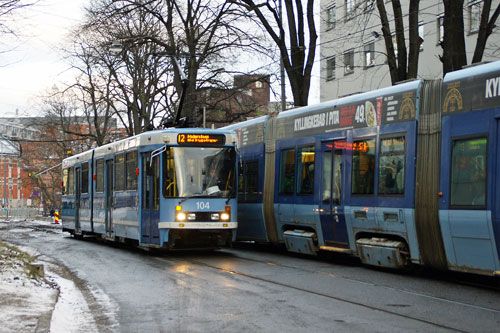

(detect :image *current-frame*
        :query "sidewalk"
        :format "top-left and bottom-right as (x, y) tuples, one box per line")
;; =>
(0, 219), (105, 332)
(0, 239), (59, 332)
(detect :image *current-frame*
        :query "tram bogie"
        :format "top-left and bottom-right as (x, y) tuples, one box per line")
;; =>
(225, 61), (500, 276)
(61, 129), (238, 250)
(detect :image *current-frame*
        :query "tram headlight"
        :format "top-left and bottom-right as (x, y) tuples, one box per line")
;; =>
(220, 212), (230, 221)
(176, 212), (187, 221)
(187, 213), (196, 221)
(211, 213), (219, 220)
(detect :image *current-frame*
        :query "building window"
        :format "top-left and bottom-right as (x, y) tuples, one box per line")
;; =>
(419, 23), (425, 51)
(392, 34), (398, 60)
(364, 42), (375, 68)
(345, 0), (358, 20)
(327, 4), (336, 30)
(327, 57), (336, 80)
(468, 1), (481, 34)
(450, 137), (487, 207)
(437, 15), (444, 45)
(344, 49), (354, 75)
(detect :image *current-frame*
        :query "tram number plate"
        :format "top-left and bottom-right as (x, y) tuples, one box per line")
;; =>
(197, 201), (210, 210)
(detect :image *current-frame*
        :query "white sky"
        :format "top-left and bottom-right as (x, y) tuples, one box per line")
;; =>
(0, 0), (87, 117)
(0, 0), (319, 118)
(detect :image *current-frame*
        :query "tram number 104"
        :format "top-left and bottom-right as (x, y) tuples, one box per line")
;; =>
(197, 201), (210, 210)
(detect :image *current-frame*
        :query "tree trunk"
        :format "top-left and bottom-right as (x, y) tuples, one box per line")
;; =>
(392, 0), (407, 81)
(442, 0), (467, 74)
(376, 0), (399, 84)
(407, 0), (422, 79)
(472, 1), (500, 63)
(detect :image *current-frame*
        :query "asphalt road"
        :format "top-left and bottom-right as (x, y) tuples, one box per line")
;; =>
(1, 219), (499, 332)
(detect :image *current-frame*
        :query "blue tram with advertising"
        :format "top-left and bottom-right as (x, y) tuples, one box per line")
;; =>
(225, 61), (500, 276)
(61, 129), (238, 249)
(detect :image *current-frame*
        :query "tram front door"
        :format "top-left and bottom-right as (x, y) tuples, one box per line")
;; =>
(141, 153), (160, 245)
(319, 140), (349, 249)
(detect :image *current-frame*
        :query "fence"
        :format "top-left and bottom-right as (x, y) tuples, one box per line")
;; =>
(0, 207), (46, 219)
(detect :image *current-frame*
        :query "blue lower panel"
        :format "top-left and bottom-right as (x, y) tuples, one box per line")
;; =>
(440, 210), (500, 273)
(237, 203), (267, 241)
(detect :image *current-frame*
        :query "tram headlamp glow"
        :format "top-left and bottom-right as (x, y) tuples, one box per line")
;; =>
(220, 212), (230, 221)
(176, 212), (187, 221)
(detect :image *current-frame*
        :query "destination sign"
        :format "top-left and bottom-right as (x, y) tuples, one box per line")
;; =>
(177, 133), (225, 145)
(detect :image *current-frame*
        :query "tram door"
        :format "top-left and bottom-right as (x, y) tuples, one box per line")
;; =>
(319, 141), (349, 248)
(105, 159), (113, 237)
(75, 167), (81, 232)
(141, 153), (160, 245)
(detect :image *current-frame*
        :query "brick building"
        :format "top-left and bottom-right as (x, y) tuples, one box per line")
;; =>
(0, 122), (37, 209)
(199, 74), (271, 128)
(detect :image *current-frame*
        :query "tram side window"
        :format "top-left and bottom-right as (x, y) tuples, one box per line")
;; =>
(279, 149), (296, 195)
(450, 137), (487, 207)
(126, 151), (138, 191)
(297, 146), (315, 195)
(95, 159), (104, 193)
(242, 159), (259, 202)
(238, 161), (244, 200)
(351, 139), (375, 195)
(62, 168), (72, 195)
(81, 162), (89, 194)
(378, 136), (405, 195)
(114, 153), (125, 191)
(163, 148), (179, 197)
(63, 167), (75, 195)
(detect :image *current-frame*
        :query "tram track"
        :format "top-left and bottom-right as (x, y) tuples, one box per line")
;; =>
(2, 220), (499, 331)
(157, 250), (499, 333)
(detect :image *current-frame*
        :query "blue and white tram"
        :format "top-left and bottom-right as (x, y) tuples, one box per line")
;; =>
(61, 128), (238, 249)
(226, 61), (500, 276)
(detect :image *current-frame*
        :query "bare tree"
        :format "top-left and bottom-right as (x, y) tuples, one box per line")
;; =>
(472, 0), (500, 63)
(66, 0), (176, 136)
(87, 0), (269, 126)
(0, 0), (34, 35)
(233, 0), (317, 107)
(20, 119), (75, 214)
(441, 0), (500, 74)
(376, 0), (422, 84)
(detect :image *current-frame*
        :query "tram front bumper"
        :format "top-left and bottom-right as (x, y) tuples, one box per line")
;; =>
(158, 222), (238, 229)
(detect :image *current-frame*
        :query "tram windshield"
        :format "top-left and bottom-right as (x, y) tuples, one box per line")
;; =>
(163, 146), (236, 198)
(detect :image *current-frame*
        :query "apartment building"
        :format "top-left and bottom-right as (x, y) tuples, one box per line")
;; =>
(320, 0), (500, 101)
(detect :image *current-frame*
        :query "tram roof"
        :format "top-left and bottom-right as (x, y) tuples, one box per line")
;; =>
(277, 79), (421, 119)
(222, 115), (268, 131)
(62, 128), (237, 168)
(444, 60), (500, 83)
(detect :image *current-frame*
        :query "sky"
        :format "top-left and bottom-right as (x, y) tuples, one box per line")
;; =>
(0, 0), (87, 117)
(0, 0), (319, 118)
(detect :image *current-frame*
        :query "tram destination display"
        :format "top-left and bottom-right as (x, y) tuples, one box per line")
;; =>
(177, 133), (226, 146)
